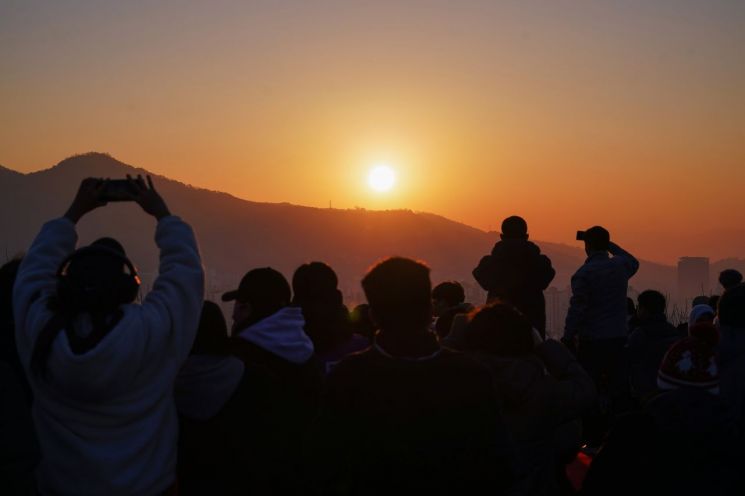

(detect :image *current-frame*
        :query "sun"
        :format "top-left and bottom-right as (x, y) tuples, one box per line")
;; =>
(368, 164), (396, 192)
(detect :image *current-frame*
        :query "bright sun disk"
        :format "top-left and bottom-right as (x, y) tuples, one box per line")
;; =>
(368, 165), (396, 192)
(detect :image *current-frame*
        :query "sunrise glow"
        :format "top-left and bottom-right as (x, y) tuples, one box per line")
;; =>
(368, 165), (396, 192)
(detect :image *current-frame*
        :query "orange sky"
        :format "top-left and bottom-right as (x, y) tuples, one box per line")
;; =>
(1, 1), (744, 264)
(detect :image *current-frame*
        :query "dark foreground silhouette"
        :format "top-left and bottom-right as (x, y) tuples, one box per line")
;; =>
(2, 179), (745, 495)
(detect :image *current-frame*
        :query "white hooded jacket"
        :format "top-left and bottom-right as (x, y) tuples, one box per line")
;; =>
(238, 306), (314, 364)
(13, 216), (204, 496)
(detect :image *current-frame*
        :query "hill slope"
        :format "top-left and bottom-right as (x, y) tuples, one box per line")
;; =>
(0, 153), (677, 307)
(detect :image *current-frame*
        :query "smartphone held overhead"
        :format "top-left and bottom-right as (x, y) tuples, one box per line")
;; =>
(101, 179), (137, 202)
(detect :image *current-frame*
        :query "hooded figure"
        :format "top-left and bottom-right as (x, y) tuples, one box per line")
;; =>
(223, 267), (322, 493)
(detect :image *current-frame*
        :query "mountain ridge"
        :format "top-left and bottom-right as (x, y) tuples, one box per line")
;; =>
(1, 152), (688, 315)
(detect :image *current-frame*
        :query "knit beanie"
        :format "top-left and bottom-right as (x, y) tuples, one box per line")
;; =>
(688, 304), (715, 331)
(657, 323), (719, 395)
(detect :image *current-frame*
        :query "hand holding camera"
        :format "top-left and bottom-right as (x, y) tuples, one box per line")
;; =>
(126, 174), (171, 220)
(64, 178), (108, 223)
(64, 175), (171, 223)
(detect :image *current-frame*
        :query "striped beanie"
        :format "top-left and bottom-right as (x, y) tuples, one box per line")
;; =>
(657, 323), (720, 395)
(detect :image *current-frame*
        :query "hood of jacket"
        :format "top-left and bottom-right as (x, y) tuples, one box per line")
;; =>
(174, 355), (245, 421)
(238, 306), (314, 364)
(490, 239), (542, 259)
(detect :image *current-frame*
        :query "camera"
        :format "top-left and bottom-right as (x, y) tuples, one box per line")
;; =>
(100, 180), (137, 202)
(576, 230), (585, 241)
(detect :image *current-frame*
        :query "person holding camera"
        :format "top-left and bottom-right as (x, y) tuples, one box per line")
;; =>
(562, 226), (638, 447)
(13, 176), (204, 495)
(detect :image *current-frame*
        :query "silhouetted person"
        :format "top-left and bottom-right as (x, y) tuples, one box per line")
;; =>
(562, 226), (639, 446)
(626, 290), (684, 401)
(292, 262), (368, 375)
(584, 323), (742, 495)
(473, 216), (555, 337)
(719, 269), (743, 291)
(175, 301), (247, 495)
(1, 258), (31, 400)
(431, 281), (473, 340)
(717, 284), (745, 431)
(305, 257), (514, 495)
(689, 303), (715, 330)
(13, 176), (204, 495)
(225, 267), (322, 492)
(463, 302), (595, 495)
(1, 257), (40, 493)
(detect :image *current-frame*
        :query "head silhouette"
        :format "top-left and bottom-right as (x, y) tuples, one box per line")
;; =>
(432, 281), (465, 317)
(292, 262), (341, 306)
(57, 238), (139, 313)
(501, 216), (528, 240)
(292, 261), (349, 352)
(718, 284), (745, 329)
(191, 301), (230, 356)
(719, 269), (743, 291)
(222, 267), (291, 332)
(362, 257), (432, 333)
(464, 302), (534, 357)
(637, 290), (666, 320)
(582, 226), (610, 255)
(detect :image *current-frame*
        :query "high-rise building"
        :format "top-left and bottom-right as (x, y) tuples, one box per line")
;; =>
(677, 257), (710, 299)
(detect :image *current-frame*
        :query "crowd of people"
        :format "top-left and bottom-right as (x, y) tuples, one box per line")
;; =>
(2, 176), (745, 495)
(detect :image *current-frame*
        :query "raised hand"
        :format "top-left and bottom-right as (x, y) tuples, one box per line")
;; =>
(127, 174), (171, 220)
(64, 178), (108, 223)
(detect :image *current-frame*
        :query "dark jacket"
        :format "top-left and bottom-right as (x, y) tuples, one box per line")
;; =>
(0, 361), (40, 495)
(626, 315), (685, 400)
(305, 345), (514, 495)
(230, 307), (324, 493)
(473, 239), (555, 336)
(719, 325), (745, 431)
(583, 388), (743, 495)
(471, 340), (596, 495)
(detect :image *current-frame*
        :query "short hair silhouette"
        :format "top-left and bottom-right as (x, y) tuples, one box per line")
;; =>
(464, 301), (534, 356)
(362, 257), (431, 330)
(191, 301), (230, 355)
(691, 295), (711, 307)
(432, 281), (465, 307)
(292, 262), (340, 305)
(637, 290), (666, 315)
(718, 284), (745, 328)
(583, 226), (610, 252)
(501, 215), (528, 239)
(719, 269), (743, 290)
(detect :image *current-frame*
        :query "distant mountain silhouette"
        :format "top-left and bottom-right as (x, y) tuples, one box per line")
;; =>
(1, 153), (678, 307)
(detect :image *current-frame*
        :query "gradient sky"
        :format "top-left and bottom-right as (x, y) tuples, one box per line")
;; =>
(2, 0), (744, 263)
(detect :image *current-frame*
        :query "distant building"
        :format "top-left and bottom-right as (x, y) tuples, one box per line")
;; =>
(677, 257), (710, 299)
